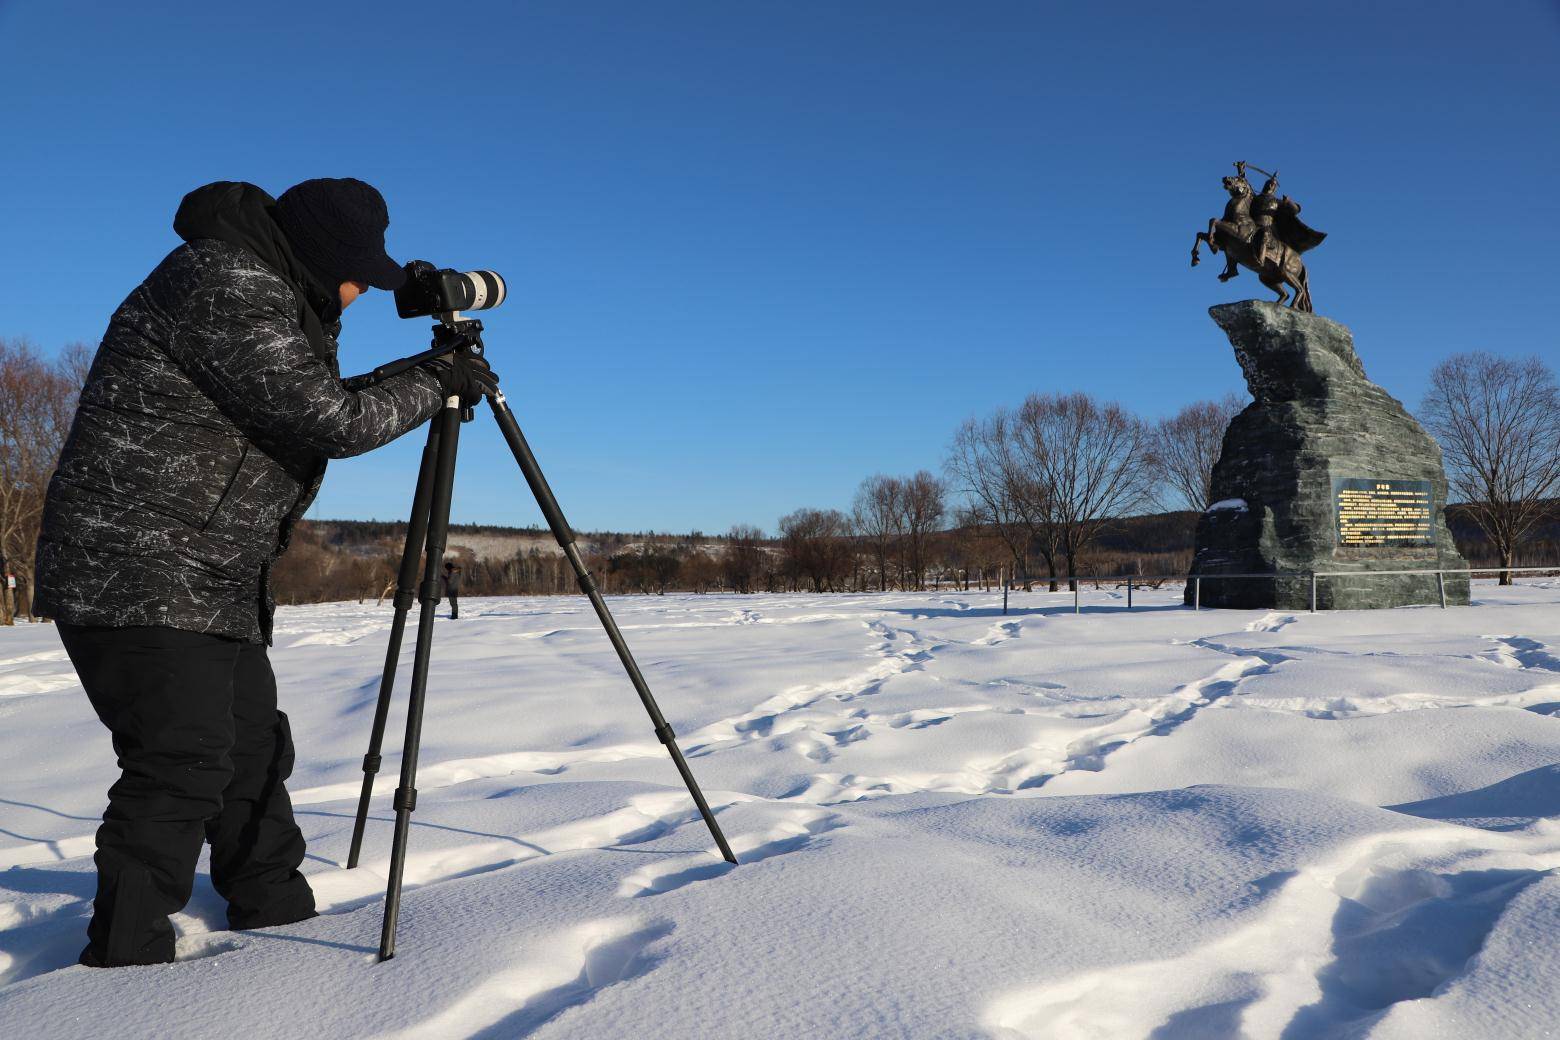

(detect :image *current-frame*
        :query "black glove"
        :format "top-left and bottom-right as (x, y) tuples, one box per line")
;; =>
(421, 351), (499, 408)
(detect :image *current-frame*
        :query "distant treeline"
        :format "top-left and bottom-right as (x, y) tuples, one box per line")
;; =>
(269, 502), (1558, 605)
(1448, 502), (1560, 569)
(7, 325), (1553, 618)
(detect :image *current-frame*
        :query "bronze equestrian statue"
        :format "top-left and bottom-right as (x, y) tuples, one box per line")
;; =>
(1192, 162), (1326, 312)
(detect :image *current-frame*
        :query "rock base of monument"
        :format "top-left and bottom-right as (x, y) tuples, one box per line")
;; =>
(1187, 301), (1469, 611)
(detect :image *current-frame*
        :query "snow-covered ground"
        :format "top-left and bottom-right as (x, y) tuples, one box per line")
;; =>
(2, 583), (1559, 1039)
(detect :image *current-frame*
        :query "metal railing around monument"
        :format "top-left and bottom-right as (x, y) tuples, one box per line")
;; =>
(995, 566), (1560, 615)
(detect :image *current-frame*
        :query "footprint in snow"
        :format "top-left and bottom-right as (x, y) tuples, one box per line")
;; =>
(616, 812), (844, 898)
(385, 919), (674, 1040)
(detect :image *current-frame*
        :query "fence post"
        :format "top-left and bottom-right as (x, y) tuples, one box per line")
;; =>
(1002, 567), (1008, 616)
(1310, 572), (1318, 614)
(1074, 581), (1080, 615)
(1437, 570), (1447, 609)
(1127, 579), (1133, 610)
(1193, 576), (1200, 611)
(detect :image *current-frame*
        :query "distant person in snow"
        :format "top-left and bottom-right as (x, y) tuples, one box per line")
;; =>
(442, 560), (463, 619)
(33, 178), (497, 968)
(1, 567), (16, 625)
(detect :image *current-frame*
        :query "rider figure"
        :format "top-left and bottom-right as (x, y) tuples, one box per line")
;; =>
(1251, 175), (1283, 270)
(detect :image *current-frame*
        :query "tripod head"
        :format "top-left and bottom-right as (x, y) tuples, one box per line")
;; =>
(427, 317), (488, 422)
(365, 315), (492, 422)
(430, 313), (485, 359)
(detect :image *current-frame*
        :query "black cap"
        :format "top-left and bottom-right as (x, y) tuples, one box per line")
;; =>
(273, 178), (407, 291)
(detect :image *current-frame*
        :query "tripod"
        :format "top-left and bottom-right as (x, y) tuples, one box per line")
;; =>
(344, 315), (737, 962)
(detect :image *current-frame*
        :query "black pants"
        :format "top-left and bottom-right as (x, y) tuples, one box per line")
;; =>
(448, 591), (459, 619)
(59, 623), (316, 966)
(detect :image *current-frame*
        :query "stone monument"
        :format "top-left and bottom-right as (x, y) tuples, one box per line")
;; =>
(1186, 301), (1469, 609)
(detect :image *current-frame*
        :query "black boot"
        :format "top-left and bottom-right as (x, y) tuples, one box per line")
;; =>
(78, 858), (176, 968)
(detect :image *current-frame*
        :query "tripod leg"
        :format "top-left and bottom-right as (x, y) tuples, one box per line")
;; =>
(348, 418), (443, 869)
(379, 399), (464, 962)
(485, 393), (738, 865)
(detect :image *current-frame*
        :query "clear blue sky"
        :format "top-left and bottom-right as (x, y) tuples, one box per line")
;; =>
(2, 1), (1556, 534)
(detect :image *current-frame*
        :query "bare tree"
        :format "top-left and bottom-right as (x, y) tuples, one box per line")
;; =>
(720, 524), (766, 593)
(852, 475), (902, 591)
(778, 508), (853, 592)
(1421, 352), (1560, 583)
(0, 339), (91, 622)
(897, 470), (945, 590)
(947, 411), (1073, 590)
(952, 507), (1016, 589)
(1154, 394), (1244, 511)
(679, 550), (721, 593)
(1011, 392), (1156, 590)
(946, 411), (1055, 587)
(942, 509), (981, 589)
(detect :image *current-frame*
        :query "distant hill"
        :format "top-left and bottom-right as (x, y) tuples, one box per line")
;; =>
(308, 519), (727, 562)
(1446, 501), (1560, 568)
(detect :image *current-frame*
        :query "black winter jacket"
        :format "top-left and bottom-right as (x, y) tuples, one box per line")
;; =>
(35, 184), (443, 643)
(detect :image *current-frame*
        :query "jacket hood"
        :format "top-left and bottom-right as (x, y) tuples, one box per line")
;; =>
(173, 182), (341, 327)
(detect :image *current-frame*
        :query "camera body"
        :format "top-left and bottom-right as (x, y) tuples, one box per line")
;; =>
(395, 260), (507, 319)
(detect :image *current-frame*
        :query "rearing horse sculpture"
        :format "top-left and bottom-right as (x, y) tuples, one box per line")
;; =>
(1192, 165), (1325, 313)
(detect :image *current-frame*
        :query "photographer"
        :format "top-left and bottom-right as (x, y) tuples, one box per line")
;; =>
(34, 178), (497, 967)
(442, 560), (463, 619)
